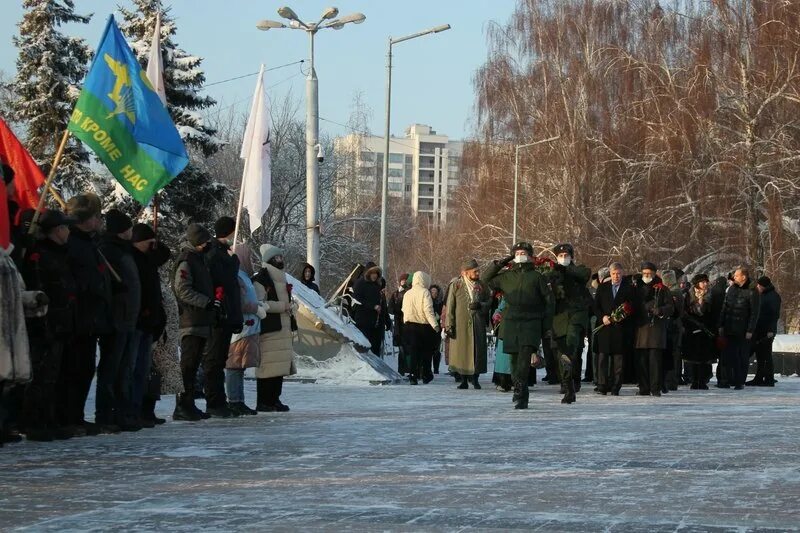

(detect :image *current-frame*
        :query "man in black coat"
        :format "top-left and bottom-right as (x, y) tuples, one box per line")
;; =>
(203, 216), (244, 418)
(97, 209), (142, 431)
(594, 263), (637, 395)
(130, 224), (170, 427)
(19, 210), (78, 441)
(718, 266), (760, 389)
(63, 193), (112, 435)
(748, 276), (781, 386)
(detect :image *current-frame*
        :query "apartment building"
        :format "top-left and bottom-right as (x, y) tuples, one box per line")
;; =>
(333, 124), (463, 224)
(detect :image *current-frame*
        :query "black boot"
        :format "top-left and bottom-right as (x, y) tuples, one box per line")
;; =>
(513, 382), (529, 409)
(472, 375), (481, 390)
(457, 375), (469, 389)
(173, 393), (202, 421)
(561, 378), (576, 404)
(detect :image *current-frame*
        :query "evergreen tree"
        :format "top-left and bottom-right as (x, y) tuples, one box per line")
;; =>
(116, 0), (230, 236)
(12, 0), (94, 197)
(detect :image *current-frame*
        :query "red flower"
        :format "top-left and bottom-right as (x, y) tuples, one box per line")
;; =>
(98, 263), (107, 274)
(245, 319), (255, 326)
(28, 252), (40, 262)
(214, 286), (225, 301)
(534, 257), (555, 268)
(622, 301), (633, 315)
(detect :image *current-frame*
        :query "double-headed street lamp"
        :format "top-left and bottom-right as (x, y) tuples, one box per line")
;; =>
(511, 135), (561, 245)
(257, 6), (366, 280)
(378, 24), (451, 275)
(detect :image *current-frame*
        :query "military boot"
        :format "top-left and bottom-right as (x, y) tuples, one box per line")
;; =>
(559, 354), (576, 404)
(514, 382), (529, 410)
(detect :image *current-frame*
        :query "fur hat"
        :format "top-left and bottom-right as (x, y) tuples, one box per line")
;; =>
(260, 243), (284, 264)
(66, 192), (102, 223)
(364, 261), (382, 278)
(104, 209), (132, 235)
(661, 269), (678, 288)
(757, 276), (772, 288)
(691, 273), (710, 286)
(553, 243), (574, 257)
(640, 261), (658, 272)
(511, 241), (533, 256)
(38, 209), (76, 231)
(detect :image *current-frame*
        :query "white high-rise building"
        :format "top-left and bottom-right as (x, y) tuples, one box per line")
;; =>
(333, 124), (463, 225)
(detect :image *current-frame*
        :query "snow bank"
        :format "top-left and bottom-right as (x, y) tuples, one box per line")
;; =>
(292, 344), (404, 385)
(289, 273), (370, 350)
(773, 334), (800, 353)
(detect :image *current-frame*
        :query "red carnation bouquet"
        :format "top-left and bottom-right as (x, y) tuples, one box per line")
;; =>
(592, 301), (633, 334)
(214, 286), (225, 301)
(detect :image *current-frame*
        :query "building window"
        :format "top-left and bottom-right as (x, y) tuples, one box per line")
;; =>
(360, 151), (375, 162)
(389, 182), (403, 191)
(389, 153), (404, 164)
(388, 168), (403, 178)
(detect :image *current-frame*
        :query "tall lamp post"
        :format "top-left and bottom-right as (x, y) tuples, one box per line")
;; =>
(257, 6), (366, 281)
(512, 135), (561, 245)
(378, 24), (451, 275)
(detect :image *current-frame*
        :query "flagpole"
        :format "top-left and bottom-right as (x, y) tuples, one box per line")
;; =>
(153, 194), (159, 234)
(29, 129), (70, 234)
(232, 161), (247, 244)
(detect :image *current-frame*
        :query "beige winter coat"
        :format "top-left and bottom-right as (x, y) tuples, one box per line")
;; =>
(401, 271), (440, 330)
(253, 263), (294, 379)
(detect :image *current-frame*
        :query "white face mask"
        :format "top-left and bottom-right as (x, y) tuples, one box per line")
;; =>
(513, 255), (529, 264)
(557, 256), (571, 267)
(641, 275), (653, 284)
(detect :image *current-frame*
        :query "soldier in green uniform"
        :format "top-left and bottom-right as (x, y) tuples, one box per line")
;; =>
(483, 242), (555, 410)
(551, 243), (592, 404)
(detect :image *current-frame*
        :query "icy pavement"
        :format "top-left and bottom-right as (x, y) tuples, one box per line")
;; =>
(2, 376), (800, 532)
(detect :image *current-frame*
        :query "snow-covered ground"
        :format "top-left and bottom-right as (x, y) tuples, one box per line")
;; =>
(2, 375), (800, 531)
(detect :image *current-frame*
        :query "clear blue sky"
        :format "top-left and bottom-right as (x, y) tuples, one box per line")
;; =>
(0, 1), (516, 140)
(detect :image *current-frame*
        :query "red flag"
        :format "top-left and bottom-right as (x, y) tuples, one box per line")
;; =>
(0, 117), (46, 212)
(0, 181), (9, 249)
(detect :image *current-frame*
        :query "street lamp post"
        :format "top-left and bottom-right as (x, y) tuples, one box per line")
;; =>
(378, 24), (451, 275)
(512, 135), (561, 245)
(257, 7), (366, 282)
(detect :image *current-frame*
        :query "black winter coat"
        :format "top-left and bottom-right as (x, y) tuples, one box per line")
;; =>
(21, 238), (77, 340)
(593, 278), (637, 356)
(352, 276), (384, 329)
(133, 242), (170, 337)
(99, 233), (141, 332)
(682, 289), (716, 363)
(205, 239), (243, 328)
(67, 226), (113, 336)
(755, 285), (781, 339)
(719, 280), (760, 338)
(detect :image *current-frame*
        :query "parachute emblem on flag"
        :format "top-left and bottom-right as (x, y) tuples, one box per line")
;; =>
(103, 54), (136, 123)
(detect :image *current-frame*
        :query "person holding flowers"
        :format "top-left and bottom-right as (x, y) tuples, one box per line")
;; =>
(593, 263), (636, 395)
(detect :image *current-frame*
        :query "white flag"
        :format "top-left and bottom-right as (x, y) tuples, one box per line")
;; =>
(145, 12), (167, 106)
(239, 65), (271, 233)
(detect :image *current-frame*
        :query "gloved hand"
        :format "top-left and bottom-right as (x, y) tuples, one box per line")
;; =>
(468, 302), (482, 311)
(498, 255), (514, 266)
(445, 327), (455, 339)
(206, 299), (222, 311)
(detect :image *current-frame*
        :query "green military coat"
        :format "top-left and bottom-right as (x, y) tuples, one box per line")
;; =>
(483, 260), (555, 354)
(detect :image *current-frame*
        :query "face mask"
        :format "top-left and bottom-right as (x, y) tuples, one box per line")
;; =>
(273, 260), (285, 270)
(513, 255), (529, 264)
(557, 256), (571, 267)
(642, 275), (653, 284)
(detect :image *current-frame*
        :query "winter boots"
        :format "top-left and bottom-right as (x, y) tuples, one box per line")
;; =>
(458, 375), (469, 389)
(559, 353), (577, 404)
(512, 381), (529, 409)
(173, 393), (206, 421)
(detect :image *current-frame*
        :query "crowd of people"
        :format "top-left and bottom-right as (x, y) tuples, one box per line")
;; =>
(377, 241), (783, 410)
(0, 162), (306, 447)
(0, 156), (787, 446)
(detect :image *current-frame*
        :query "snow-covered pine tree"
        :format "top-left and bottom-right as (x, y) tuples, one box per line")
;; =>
(116, 0), (230, 237)
(12, 0), (94, 197)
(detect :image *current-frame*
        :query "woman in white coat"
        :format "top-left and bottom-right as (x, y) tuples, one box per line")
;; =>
(251, 244), (294, 412)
